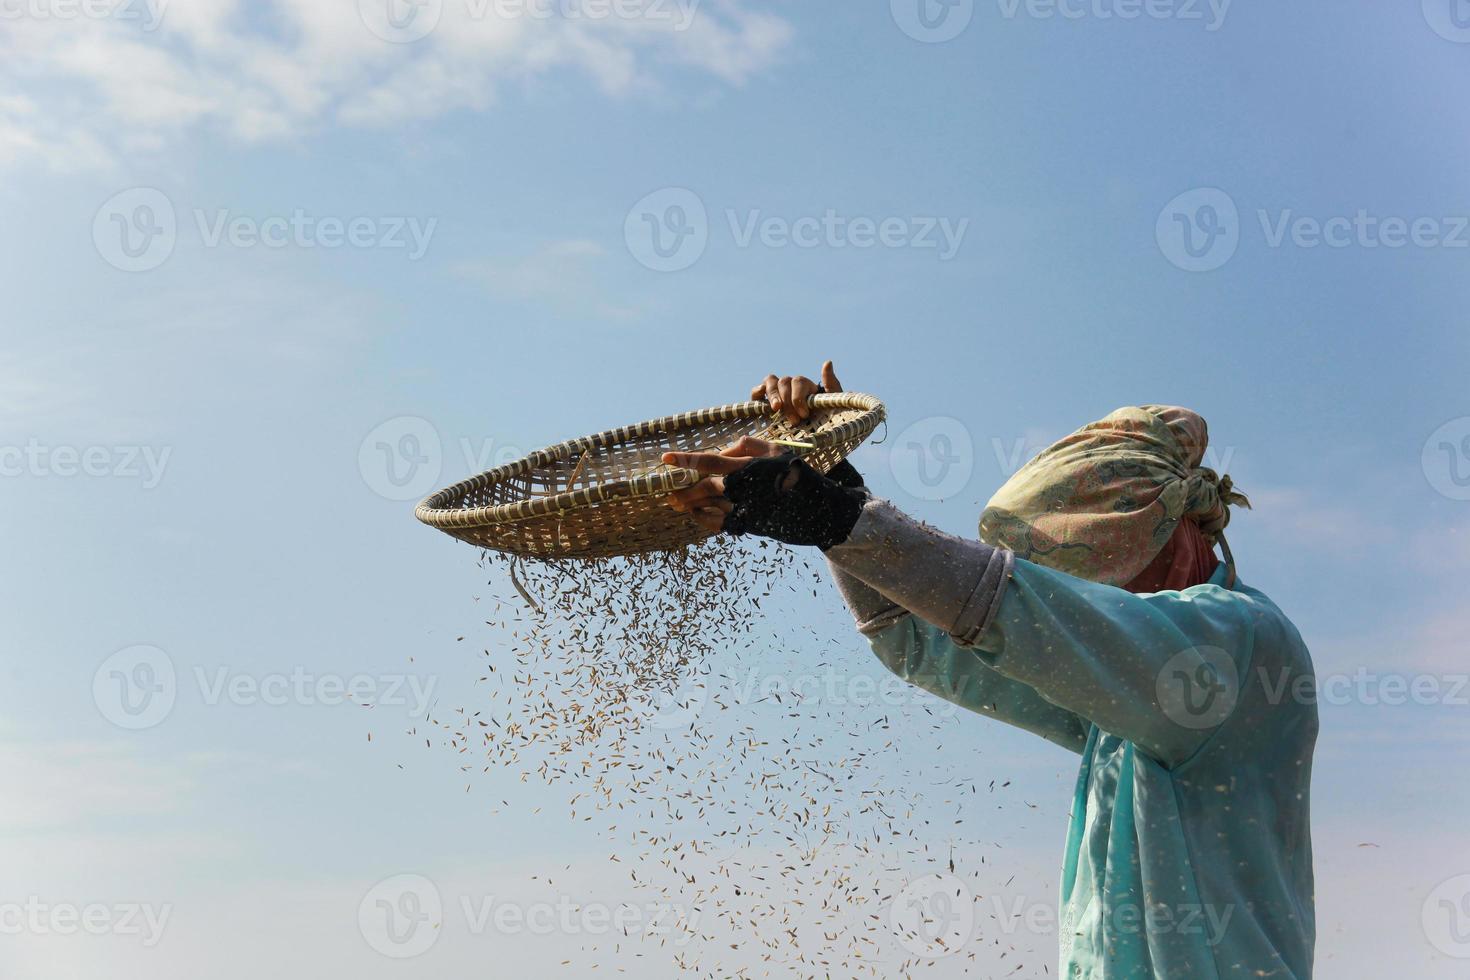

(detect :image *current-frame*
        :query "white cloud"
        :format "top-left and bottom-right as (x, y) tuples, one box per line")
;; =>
(0, 0), (793, 170)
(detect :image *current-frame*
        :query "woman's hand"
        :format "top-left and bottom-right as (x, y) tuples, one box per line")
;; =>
(665, 361), (852, 533)
(663, 436), (781, 532)
(751, 360), (843, 425)
(665, 442), (868, 549)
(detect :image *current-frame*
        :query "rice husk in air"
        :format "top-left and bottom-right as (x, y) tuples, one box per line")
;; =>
(396, 537), (1045, 978)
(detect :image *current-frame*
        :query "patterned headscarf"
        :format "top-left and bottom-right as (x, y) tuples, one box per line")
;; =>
(978, 406), (1250, 587)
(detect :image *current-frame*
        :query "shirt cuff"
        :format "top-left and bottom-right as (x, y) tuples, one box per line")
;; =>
(824, 497), (1014, 647)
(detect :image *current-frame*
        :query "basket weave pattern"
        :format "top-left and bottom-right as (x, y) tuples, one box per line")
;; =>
(415, 392), (885, 559)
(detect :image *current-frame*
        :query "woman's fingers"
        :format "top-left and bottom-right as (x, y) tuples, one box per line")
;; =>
(821, 360), (842, 394)
(691, 502), (731, 533)
(723, 436), (779, 459)
(662, 450), (750, 476)
(792, 376), (819, 419)
(782, 381), (806, 423)
(753, 365), (843, 423)
(667, 477), (725, 512)
(776, 377), (795, 415)
(762, 376), (783, 413)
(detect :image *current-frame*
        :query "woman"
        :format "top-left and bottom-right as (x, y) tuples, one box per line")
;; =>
(664, 362), (1317, 979)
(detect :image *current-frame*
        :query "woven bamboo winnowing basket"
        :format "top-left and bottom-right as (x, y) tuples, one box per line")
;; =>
(415, 392), (885, 559)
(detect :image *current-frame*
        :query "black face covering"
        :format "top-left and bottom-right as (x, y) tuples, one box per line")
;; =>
(720, 454), (868, 551)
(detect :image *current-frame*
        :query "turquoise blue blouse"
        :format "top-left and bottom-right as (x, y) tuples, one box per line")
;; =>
(866, 558), (1317, 978)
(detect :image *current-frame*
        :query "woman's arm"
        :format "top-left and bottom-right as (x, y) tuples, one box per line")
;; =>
(827, 497), (1257, 768)
(828, 557), (1090, 752)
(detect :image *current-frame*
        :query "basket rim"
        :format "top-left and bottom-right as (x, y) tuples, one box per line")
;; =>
(414, 391), (885, 531)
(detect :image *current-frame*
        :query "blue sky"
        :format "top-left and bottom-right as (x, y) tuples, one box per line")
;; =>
(3, 0), (1469, 976)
